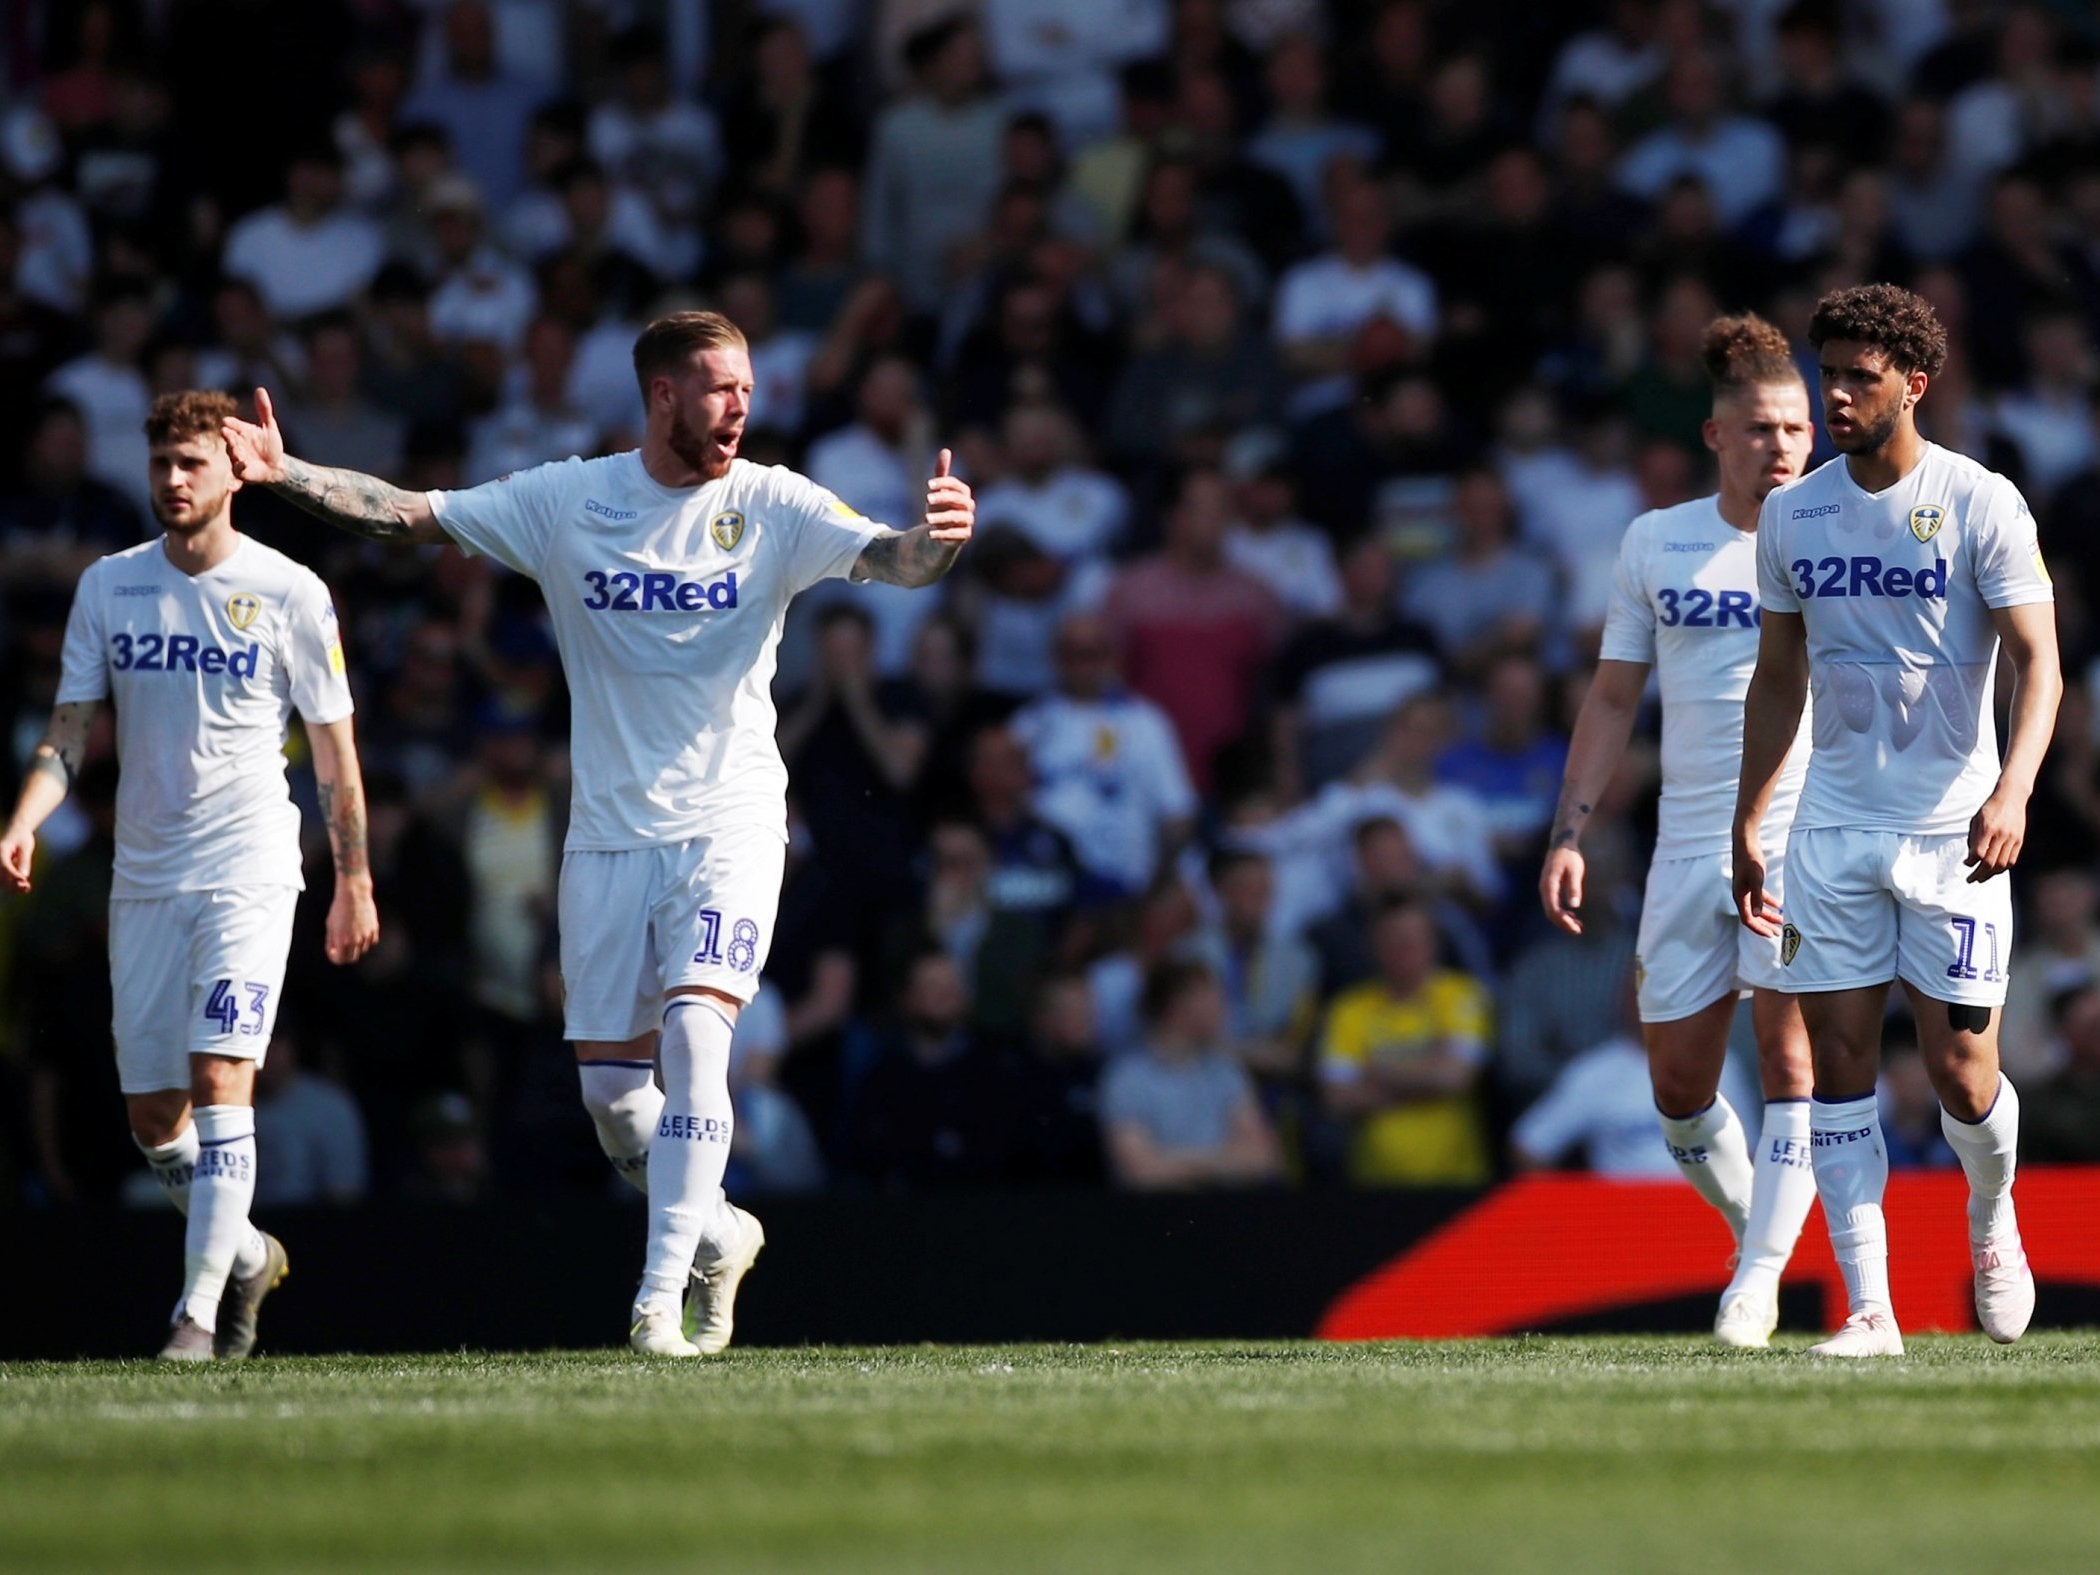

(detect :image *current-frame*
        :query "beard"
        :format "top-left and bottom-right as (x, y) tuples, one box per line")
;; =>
(668, 405), (733, 480)
(151, 483), (228, 532)
(1829, 398), (1903, 455)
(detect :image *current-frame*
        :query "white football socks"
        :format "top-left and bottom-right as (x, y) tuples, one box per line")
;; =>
(183, 1106), (266, 1332)
(1941, 1074), (2021, 1246)
(579, 1059), (663, 1195)
(636, 998), (737, 1316)
(136, 1122), (268, 1283)
(1657, 1097), (1754, 1242)
(1727, 1099), (1819, 1296)
(1811, 1093), (1891, 1316)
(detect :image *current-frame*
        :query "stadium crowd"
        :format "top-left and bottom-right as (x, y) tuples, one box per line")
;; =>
(7, 0), (2100, 1206)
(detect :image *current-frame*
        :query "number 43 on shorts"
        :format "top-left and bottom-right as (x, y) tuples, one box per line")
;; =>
(693, 908), (762, 972)
(204, 978), (272, 1035)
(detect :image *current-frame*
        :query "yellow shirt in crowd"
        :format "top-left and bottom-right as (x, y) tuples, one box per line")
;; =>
(1321, 971), (1492, 1186)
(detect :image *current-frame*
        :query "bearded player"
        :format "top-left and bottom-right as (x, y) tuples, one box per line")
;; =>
(1542, 314), (1820, 1347)
(221, 311), (974, 1356)
(1735, 284), (2059, 1357)
(2, 391), (379, 1359)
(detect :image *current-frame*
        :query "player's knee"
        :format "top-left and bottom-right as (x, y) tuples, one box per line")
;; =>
(125, 1090), (190, 1146)
(188, 1052), (255, 1108)
(1757, 1042), (1815, 1100)
(1649, 1064), (1718, 1119)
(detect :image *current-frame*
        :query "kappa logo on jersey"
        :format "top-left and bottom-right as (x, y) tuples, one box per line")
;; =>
(1792, 503), (1841, 520)
(710, 510), (745, 550)
(1788, 556), (1947, 600)
(581, 569), (739, 612)
(1909, 504), (1946, 543)
(114, 583), (161, 597)
(1780, 924), (1801, 966)
(584, 499), (638, 521)
(225, 592), (262, 629)
(111, 632), (260, 676)
(1661, 540), (1717, 553)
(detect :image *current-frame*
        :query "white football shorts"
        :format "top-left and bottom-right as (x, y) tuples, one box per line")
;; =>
(1635, 848), (1789, 1023)
(1774, 827), (2013, 1006)
(108, 885), (298, 1093)
(558, 826), (787, 1041)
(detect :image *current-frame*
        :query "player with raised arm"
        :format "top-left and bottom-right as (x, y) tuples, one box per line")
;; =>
(1541, 315), (1820, 1348)
(1, 391), (379, 1360)
(220, 311), (974, 1356)
(1734, 284), (2060, 1357)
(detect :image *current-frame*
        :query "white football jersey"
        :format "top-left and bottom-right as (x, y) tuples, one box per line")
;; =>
(1756, 443), (2052, 835)
(56, 536), (352, 897)
(430, 452), (887, 849)
(1599, 497), (1809, 860)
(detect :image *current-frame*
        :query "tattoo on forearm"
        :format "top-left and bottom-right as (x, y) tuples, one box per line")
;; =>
(856, 527), (961, 589)
(315, 781), (370, 877)
(271, 457), (424, 545)
(1549, 791), (1593, 849)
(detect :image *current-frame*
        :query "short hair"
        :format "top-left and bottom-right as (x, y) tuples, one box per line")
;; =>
(1140, 957), (1215, 1026)
(144, 390), (237, 449)
(1701, 312), (1800, 393)
(631, 311), (747, 399)
(1808, 283), (1948, 377)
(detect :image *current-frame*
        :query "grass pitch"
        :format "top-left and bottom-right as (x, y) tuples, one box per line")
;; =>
(5, 1337), (2099, 1572)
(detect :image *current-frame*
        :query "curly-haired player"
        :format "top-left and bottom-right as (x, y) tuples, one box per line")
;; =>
(1543, 313), (1820, 1347)
(1734, 283), (2060, 1356)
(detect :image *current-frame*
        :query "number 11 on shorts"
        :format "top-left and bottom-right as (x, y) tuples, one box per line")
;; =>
(1947, 915), (2003, 984)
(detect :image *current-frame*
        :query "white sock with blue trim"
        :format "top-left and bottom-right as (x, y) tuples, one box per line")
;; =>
(183, 1105), (263, 1332)
(1941, 1074), (2020, 1246)
(1657, 1097), (1754, 1242)
(1811, 1093), (1891, 1317)
(579, 1060), (663, 1195)
(636, 998), (737, 1317)
(1727, 1099), (1819, 1295)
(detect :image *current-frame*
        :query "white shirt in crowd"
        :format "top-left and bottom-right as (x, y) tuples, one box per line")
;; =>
(221, 205), (386, 320)
(1008, 688), (1198, 892)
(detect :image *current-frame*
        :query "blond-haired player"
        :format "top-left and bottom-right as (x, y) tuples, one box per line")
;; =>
(1542, 314), (1819, 1347)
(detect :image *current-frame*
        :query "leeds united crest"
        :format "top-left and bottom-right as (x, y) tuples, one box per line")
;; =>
(1909, 504), (1945, 543)
(225, 592), (262, 630)
(710, 510), (745, 551)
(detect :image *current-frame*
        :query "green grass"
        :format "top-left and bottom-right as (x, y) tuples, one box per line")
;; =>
(5, 1338), (2100, 1572)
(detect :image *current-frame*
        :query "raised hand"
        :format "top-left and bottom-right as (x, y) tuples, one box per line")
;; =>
(924, 448), (974, 545)
(221, 387), (290, 486)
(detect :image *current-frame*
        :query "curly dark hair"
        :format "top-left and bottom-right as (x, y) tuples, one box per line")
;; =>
(1700, 312), (1800, 391)
(1808, 283), (1949, 377)
(143, 389), (238, 448)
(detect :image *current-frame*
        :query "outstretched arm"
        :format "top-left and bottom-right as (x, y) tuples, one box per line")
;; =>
(0, 701), (99, 894)
(306, 716), (381, 964)
(223, 388), (446, 547)
(854, 447), (974, 589)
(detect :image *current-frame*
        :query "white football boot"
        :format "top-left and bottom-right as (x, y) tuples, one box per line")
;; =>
(1972, 1237), (2036, 1344)
(1807, 1309), (1905, 1358)
(1713, 1286), (1779, 1349)
(629, 1305), (699, 1358)
(684, 1205), (765, 1356)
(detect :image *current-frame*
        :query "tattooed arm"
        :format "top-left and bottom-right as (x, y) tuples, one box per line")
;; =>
(222, 387), (446, 547)
(306, 717), (382, 965)
(1538, 660), (1648, 934)
(852, 447), (975, 589)
(1, 701), (100, 894)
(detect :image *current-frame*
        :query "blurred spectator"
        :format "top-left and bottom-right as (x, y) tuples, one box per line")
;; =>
(1319, 899), (1492, 1186)
(1273, 167), (1437, 418)
(1109, 155), (1268, 330)
(722, 20), (866, 201)
(221, 142), (385, 321)
(2023, 983), (2100, 1163)
(1246, 35), (1379, 234)
(1188, 848), (1319, 1089)
(425, 175), (538, 355)
(403, 1091), (493, 1203)
(1106, 467), (1285, 792)
(1616, 51), (1785, 230)
(1268, 536), (1440, 799)
(1011, 612), (1198, 897)
(779, 166), (869, 334)
(1538, 1), (1665, 131)
(844, 950), (1035, 1189)
(1991, 305), (2095, 496)
(278, 312), (407, 477)
(863, 16), (1007, 314)
(975, 400), (1129, 568)
(0, 400), (146, 583)
(43, 277), (153, 512)
(1086, 874), (1205, 1057)
(253, 1027), (370, 1206)
(1999, 868), (2100, 1082)
(453, 706), (561, 1032)
(362, 265), (472, 432)
(1104, 259), (1283, 472)
(1398, 468), (1558, 680)
(1878, 1030), (1958, 1171)
(1101, 958), (1284, 1190)
(465, 314), (598, 484)
(7, 107), (95, 313)
(983, 0), (1168, 148)
(401, 0), (549, 211)
(723, 984), (827, 1195)
(1758, 3), (1890, 161)
(721, 271), (817, 443)
(1510, 977), (1677, 1177)
(1435, 652), (1570, 863)
(587, 24), (722, 242)
(1017, 971), (1107, 1184)
(0, 215), (78, 454)
(1885, 99), (1984, 265)
(1222, 450), (1340, 620)
(1493, 879), (1640, 1108)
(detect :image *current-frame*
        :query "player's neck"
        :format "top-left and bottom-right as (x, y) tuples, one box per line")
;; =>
(1715, 486), (1761, 533)
(1842, 420), (1927, 495)
(160, 517), (239, 576)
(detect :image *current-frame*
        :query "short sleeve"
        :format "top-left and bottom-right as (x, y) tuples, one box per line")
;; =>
(771, 467), (891, 595)
(55, 568), (108, 705)
(1756, 492), (1800, 613)
(429, 457), (577, 579)
(285, 572), (354, 725)
(1596, 518), (1656, 665)
(1972, 476), (2054, 610)
(1132, 702), (1199, 820)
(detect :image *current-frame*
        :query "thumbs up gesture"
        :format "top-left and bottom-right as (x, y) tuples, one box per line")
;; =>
(924, 448), (974, 546)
